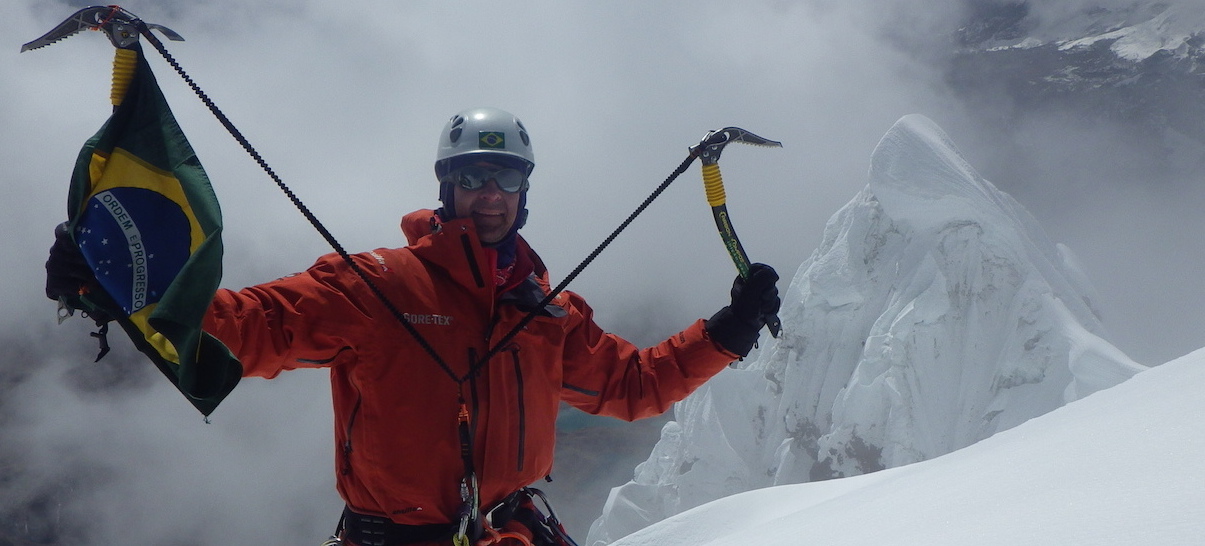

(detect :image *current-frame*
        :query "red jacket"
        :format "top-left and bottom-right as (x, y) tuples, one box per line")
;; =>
(203, 209), (738, 525)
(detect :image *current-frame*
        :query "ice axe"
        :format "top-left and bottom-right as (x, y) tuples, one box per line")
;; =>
(22, 6), (184, 110)
(689, 128), (783, 338)
(23, 5), (185, 338)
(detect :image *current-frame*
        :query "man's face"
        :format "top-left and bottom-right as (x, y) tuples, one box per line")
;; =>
(452, 162), (523, 244)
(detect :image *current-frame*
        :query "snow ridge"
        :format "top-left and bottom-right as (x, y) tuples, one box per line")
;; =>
(587, 114), (1144, 545)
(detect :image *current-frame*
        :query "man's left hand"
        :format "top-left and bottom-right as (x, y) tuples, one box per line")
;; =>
(705, 263), (781, 357)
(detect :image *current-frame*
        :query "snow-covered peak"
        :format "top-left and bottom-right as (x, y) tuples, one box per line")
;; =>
(868, 114), (1102, 329)
(870, 114), (1035, 232)
(586, 114), (1145, 545)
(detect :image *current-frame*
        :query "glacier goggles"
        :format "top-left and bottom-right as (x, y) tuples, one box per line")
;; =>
(440, 164), (530, 194)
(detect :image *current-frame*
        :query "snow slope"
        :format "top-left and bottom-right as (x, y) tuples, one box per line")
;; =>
(588, 114), (1146, 544)
(611, 347), (1205, 546)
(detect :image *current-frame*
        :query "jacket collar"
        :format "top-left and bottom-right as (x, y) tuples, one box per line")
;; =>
(400, 209), (547, 294)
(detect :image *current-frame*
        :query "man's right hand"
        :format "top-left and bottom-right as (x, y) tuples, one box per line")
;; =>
(45, 221), (120, 326)
(45, 221), (99, 303)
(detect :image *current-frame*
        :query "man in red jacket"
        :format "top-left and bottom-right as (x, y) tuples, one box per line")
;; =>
(50, 107), (780, 546)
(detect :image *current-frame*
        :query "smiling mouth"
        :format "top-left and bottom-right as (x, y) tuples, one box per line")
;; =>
(472, 211), (508, 230)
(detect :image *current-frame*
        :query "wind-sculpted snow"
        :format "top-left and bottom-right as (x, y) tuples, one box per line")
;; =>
(587, 114), (1145, 545)
(608, 348), (1205, 546)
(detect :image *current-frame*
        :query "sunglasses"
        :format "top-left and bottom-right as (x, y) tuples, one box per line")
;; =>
(442, 165), (529, 194)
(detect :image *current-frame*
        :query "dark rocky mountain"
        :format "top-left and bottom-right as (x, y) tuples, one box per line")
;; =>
(949, 1), (1205, 144)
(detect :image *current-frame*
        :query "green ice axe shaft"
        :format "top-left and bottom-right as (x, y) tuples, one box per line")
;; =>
(690, 128), (782, 338)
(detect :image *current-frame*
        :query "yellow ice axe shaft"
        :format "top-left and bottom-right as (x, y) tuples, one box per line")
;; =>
(691, 127), (782, 338)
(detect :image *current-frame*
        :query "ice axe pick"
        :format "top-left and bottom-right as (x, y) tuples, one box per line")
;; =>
(21, 5), (184, 52)
(689, 128), (783, 338)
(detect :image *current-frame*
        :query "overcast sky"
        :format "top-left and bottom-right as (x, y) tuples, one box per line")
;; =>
(4, 0), (1204, 543)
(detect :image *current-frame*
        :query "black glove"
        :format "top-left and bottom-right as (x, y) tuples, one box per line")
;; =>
(46, 222), (121, 361)
(45, 222), (115, 321)
(705, 263), (781, 357)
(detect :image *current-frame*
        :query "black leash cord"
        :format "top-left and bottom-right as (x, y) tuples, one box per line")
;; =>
(470, 153), (698, 375)
(139, 23), (698, 385)
(136, 24), (459, 384)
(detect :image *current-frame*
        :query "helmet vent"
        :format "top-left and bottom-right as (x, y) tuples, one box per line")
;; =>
(515, 120), (530, 147)
(448, 115), (466, 143)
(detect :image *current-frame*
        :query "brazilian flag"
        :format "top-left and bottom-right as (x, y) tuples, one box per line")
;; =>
(67, 43), (240, 416)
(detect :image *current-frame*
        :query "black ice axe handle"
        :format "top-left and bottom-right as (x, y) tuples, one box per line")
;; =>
(689, 127), (782, 338)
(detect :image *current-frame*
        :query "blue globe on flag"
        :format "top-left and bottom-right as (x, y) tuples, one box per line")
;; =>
(76, 186), (191, 316)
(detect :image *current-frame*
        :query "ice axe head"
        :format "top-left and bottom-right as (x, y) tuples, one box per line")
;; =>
(689, 127), (782, 165)
(21, 5), (184, 52)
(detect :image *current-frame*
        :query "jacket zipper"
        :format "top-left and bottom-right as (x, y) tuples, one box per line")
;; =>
(460, 234), (486, 288)
(510, 347), (526, 472)
(467, 348), (481, 437)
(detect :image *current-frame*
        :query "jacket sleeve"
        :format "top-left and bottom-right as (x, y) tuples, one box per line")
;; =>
(203, 252), (381, 379)
(557, 291), (739, 421)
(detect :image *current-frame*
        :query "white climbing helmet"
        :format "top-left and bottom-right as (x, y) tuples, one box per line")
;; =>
(434, 107), (534, 180)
